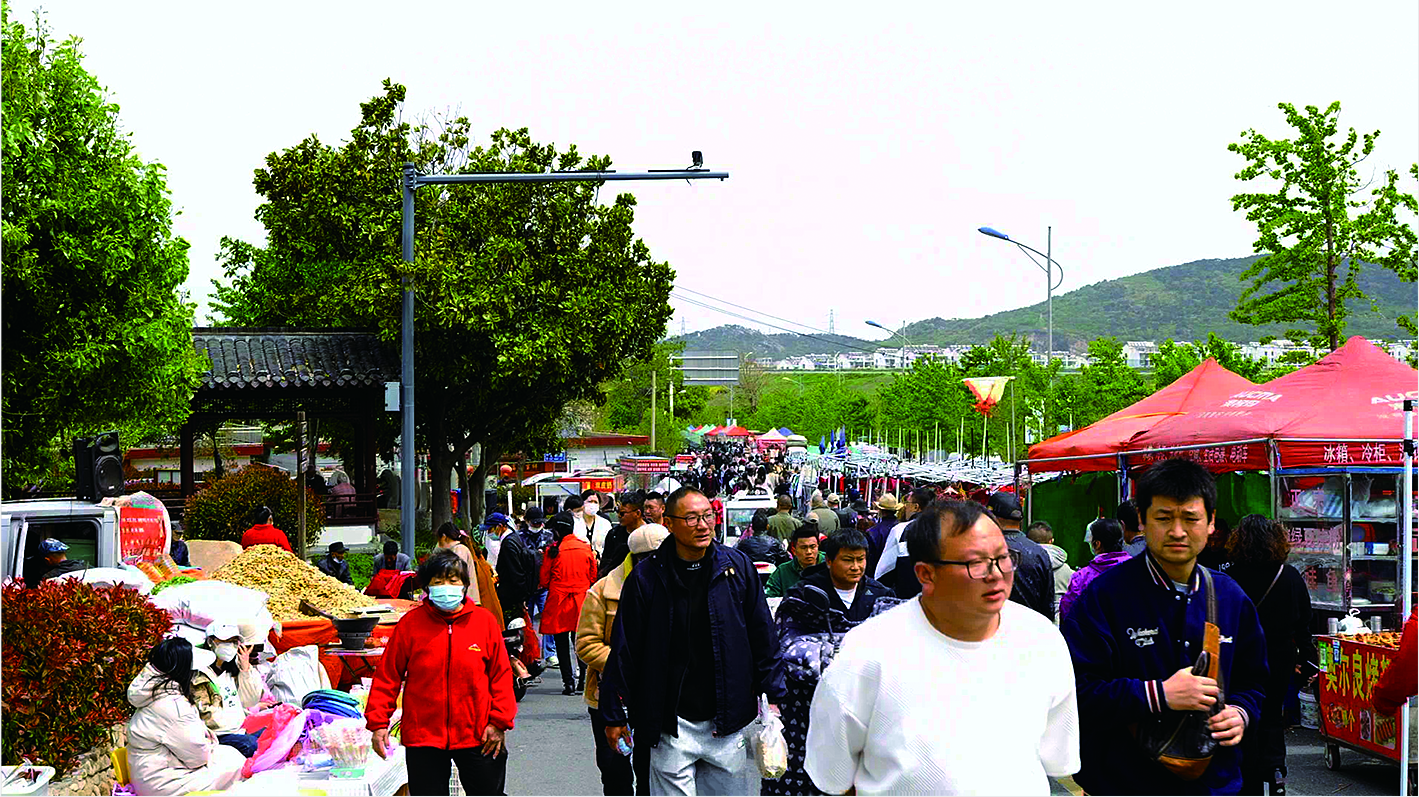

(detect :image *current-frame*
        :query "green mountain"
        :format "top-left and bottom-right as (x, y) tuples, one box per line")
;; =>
(672, 325), (877, 359)
(673, 256), (1417, 357)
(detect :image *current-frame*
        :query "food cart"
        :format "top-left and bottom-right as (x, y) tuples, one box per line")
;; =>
(1313, 632), (1416, 777)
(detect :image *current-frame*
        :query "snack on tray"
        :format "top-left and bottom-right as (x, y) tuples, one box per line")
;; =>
(212, 544), (375, 620)
(1350, 631), (1403, 650)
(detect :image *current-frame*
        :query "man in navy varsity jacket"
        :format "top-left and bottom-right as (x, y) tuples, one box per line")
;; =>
(1060, 458), (1267, 795)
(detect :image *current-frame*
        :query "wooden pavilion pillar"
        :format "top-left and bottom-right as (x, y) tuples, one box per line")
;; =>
(179, 422), (195, 498)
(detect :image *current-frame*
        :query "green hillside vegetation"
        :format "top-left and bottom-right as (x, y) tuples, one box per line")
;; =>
(672, 255), (1417, 357)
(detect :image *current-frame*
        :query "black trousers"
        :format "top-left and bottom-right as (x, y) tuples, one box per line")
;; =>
(405, 745), (508, 796)
(554, 631), (586, 688)
(587, 708), (651, 796)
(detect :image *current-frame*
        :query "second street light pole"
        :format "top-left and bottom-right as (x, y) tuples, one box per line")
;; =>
(398, 161), (728, 556)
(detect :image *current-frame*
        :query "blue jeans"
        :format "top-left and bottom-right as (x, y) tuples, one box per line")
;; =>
(529, 591), (555, 658)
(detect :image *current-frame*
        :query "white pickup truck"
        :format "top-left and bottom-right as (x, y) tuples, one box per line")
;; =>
(1, 494), (171, 588)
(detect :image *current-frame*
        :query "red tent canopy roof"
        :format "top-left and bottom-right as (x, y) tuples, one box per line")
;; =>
(1131, 337), (1418, 467)
(1028, 358), (1258, 472)
(722, 425), (753, 437)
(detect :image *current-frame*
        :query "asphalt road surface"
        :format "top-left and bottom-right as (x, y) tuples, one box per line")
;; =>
(502, 678), (1408, 796)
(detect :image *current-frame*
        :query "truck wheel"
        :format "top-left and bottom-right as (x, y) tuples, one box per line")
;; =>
(1323, 743), (1341, 771)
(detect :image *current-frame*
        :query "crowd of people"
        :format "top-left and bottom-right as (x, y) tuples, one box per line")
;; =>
(113, 451), (1419, 797)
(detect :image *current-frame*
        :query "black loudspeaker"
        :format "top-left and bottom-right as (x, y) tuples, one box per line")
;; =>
(74, 431), (123, 501)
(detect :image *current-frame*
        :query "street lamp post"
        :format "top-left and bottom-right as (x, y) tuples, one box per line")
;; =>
(978, 226), (1064, 362)
(398, 159), (727, 557)
(866, 320), (910, 370)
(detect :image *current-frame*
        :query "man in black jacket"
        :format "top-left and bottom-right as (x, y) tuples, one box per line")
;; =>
(986, 491), (1055, 620)
(784, 529), (893, 626)
(600, 486), (786, 796)
(315, 542), (352, 584)
(598, 490), (646, 580)
(489, 512), (535, 625)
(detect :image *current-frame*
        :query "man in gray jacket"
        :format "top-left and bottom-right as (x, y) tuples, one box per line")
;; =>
(1027, 521), (1074, 620)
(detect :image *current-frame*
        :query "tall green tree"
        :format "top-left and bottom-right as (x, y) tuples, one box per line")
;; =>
(1071, 338), (1150, 428)
(1151, 334), (1269, 389)
(1, 6), (204, 491)
(1228, 102), (1418, 351)
(214, 82), (672, 527)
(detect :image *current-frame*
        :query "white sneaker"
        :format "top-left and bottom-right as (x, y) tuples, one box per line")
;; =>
(546, 655), (559, 667)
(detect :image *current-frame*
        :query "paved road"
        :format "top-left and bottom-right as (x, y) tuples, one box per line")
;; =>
(502, 679), (1407, 796)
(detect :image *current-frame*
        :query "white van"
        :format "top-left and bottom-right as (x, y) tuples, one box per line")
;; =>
(719, 493), (779, 547)
(2, 495), (171, 587)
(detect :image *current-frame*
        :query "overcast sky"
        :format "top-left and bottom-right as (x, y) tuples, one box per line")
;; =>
(17, 1), (1418, 341)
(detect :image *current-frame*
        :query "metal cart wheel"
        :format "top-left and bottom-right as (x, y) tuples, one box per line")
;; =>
(1323, 743), (1342, 771)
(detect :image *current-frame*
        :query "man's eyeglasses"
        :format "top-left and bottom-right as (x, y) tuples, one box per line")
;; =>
(929, 550), (1020, 580)
(666, 512), (716, 527)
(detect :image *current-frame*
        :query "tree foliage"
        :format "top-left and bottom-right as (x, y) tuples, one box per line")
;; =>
(1, 6), (204, 491)
(1228, 102), (1418, 351)
(215, 81), (673, 526)
(1070, 338), (1151, 429)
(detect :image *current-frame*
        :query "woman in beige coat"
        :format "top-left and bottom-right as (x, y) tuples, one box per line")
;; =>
(126, 638), (246, 796)
(576, 524), (668, 796)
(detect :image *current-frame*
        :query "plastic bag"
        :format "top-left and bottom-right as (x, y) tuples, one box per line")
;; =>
(150, 580), (269, 631)
(268, 645), (330, 705)
(753, 695), (788, 779)
(241, 704), (308, 778)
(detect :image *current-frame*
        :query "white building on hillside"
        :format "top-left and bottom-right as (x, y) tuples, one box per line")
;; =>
(1122, 341), (1160, 369)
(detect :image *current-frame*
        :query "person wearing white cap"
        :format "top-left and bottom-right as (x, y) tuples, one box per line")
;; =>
(191, 620), (270, 757)
(576, 524), (669, 795)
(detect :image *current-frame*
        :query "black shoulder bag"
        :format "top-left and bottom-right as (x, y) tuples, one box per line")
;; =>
(1136, 567), (1223, 781)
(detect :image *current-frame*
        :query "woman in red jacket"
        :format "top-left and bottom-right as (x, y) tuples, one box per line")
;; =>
(540, 511), (598, 695)
(366, 549), (516, 796)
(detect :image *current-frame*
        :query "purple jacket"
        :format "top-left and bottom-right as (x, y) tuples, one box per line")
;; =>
(1058, 551), (1131, 621)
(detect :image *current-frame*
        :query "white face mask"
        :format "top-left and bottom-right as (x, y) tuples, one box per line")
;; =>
(583, 502), (600, 517)
(213, 642), (239, 663)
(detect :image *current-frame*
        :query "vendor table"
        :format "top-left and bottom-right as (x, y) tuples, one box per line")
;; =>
(298, 745), (408, 796)
(321, 647), (385, 691)
(1314, 635), (1416, 772)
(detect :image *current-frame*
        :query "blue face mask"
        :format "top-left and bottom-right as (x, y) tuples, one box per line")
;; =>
(428, 584), (465, 611)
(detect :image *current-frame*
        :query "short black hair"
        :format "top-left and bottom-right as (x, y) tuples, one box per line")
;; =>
(254, 506), (273, 525)
(666, 486), (707, 517)
(910, 487), (936, 509)
(618, 490), (646, 510)
(1087, 518), (1125, 551)
(645, 492), (665, 504)
(790, 523), (820, 544)
(822, 529), (869, 561)
(419, 547), (470, 588)
(906, 500), (989, 565)
(1115, 500), (1140, 533)
(563, 495), (584, 513)
(1136, 458), (1216, 520)
(383, 540), (399, 556)
(581, 488), (600, 501)
(751, 508), (770, 533)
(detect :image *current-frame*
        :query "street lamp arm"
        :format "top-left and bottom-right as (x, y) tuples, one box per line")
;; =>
(1015, 244), (1065, 292)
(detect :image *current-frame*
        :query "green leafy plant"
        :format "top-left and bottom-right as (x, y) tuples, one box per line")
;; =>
(1, 578), (171, 775)
(183, 465), (325, 543)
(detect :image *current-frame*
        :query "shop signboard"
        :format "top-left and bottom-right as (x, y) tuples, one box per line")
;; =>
(1315, 635), (1401, 757)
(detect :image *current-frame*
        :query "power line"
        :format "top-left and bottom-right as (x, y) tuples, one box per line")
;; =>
(674, 285), (842, 338)
(670, 292), (878, 354)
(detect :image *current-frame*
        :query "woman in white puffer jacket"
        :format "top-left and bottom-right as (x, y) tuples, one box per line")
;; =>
(126, 638), (246, 796)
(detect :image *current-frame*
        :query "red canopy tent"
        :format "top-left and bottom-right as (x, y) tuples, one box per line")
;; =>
(1027, 358), (1258, 472)
(1130, 337), (1418, 468)
(722, 425), (753, 437)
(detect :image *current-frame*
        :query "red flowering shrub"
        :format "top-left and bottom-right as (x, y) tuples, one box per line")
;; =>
(1, 578), (171, 775)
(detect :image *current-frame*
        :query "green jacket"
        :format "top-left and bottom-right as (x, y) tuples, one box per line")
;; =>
(764, 552), (825, 598)
(766, 511), (802, 543)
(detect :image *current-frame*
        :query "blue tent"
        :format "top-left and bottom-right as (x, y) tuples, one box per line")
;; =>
(778, 428), (793, 436)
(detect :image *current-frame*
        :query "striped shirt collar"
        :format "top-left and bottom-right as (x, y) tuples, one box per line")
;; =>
(1142, 549), (1202, 594)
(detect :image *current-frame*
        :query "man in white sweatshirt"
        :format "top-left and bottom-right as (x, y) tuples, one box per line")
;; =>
(804, 499), (1080, 795)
